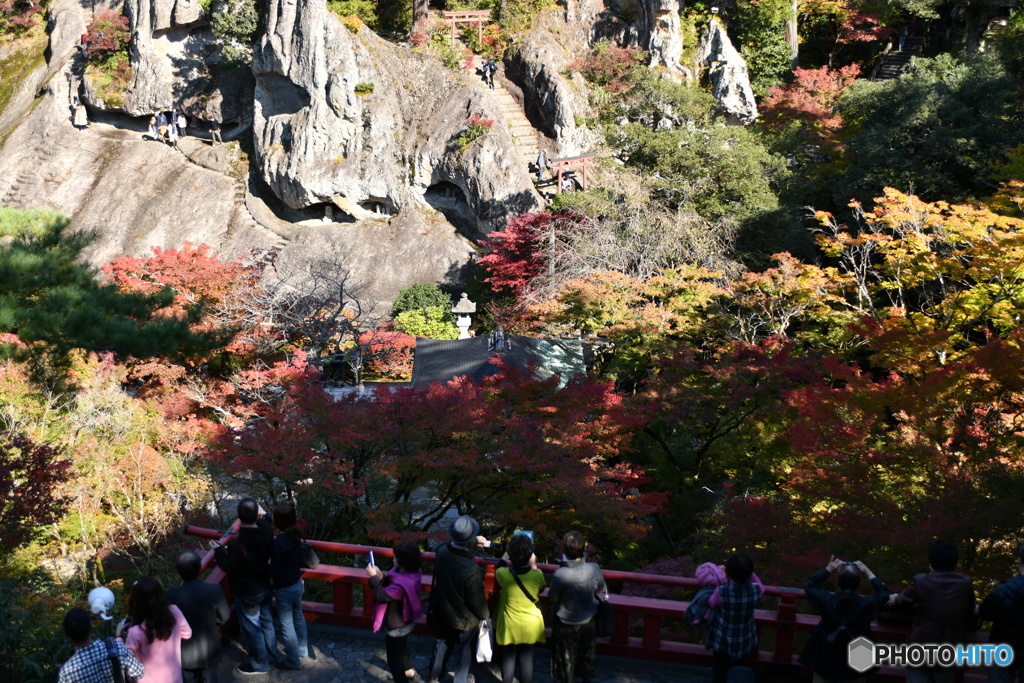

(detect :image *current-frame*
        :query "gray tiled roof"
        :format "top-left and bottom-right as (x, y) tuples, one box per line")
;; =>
(411, 335), (585, 388)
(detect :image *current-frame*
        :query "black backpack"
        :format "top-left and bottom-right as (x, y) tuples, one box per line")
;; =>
(824, 610), (855, 663)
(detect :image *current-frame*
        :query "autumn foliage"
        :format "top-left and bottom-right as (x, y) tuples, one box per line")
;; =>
(761, 65), (860, 157)
(0, 433), (70, 556)
(83, 9), (131, 61)
(478, 212), (552, 296)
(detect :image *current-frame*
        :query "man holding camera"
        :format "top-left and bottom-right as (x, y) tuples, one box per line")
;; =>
(427, 515), (492, 683)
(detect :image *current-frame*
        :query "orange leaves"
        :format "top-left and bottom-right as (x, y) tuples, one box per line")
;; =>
(814, 188), (1024, 373)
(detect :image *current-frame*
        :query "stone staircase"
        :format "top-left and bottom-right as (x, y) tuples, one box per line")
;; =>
(872, 37), (923, 81)
(464, 55), (540, 165)
(1, 130), (61, 208)
(236, 173), (289, 252)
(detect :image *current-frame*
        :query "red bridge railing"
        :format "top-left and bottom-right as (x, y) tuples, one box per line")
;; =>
(183, 526), (988, 682)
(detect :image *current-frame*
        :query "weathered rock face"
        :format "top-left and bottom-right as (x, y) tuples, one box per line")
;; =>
(504, 30), (601, 157)
(563, 0), (629, 48)
(0, 0), (477, 309)
(694, 18), (757, 125)
(634, 0), (686, 79)
(252, 0), (542, 240)
(86, 0), (252, 122)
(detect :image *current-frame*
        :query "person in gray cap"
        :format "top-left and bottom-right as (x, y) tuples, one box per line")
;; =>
(427, 515), (492, 683)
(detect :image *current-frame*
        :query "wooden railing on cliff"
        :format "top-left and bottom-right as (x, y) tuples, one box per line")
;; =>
(184, 526), (988, 682)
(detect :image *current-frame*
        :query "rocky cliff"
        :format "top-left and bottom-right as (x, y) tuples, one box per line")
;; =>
(504, 25), (601, 158)
(694, 18), (758, 125)
(0, 0), (483, 306)
(84, 0), (253, 123)
(634, 0), (686, 79)
(252, 0), (543, 240)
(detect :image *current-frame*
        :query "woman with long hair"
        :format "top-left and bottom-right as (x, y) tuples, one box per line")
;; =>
(547, 530), (608, 683)
(118, 576), (192, 683)
(366, 540), (425, 683)
(270, 502), (309, 670)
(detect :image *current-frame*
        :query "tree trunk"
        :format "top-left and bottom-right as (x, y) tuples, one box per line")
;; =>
(786, 0), (799, 68)
(413, 0), (428, 36)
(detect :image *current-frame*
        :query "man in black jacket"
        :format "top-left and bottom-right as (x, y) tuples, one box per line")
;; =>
(979, 544), (1024, 683)
(212, 498), (278, 676)
(427, 515), (492, 683)
(167, 550), (231, 683)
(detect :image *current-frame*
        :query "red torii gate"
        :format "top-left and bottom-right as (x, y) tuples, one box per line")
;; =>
(549, 152), (597, 194)
(441, 10), (491, 47)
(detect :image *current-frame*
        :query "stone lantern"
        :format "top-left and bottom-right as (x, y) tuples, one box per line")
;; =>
(452, 292), (476, 339)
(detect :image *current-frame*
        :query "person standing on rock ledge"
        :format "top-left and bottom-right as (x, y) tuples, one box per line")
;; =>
(72, 98), (88, 131)
(210, 121), (223, 145)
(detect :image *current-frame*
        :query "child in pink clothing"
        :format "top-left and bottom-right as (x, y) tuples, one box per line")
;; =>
(118, 577), (193, 683)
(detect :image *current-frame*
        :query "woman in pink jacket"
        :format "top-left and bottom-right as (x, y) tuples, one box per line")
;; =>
(118, 576), (192, 683)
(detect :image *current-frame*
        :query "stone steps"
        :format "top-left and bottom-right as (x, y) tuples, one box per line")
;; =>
(873, 37), (923, 81)
(459, 47), (542, 167)
(235, 176), (289, 251)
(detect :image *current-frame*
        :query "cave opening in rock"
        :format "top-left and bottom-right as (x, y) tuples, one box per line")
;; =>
(358, 197), (398, 217)
(256, 74), (312, 117)
(299, 202), (356, 224)
(424, 181), (477, 237)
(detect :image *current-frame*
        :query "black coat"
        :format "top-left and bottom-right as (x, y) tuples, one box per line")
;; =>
(166, 579), (231, 670)
(799, 568), (889, 680)
(270, 533), (303, 589)
(979, 574), (1024, 648)
(214, 524), (274, 598)
(430, 543), (489, 630)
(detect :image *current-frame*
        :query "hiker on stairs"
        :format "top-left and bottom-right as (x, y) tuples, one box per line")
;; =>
(482, 58), (497, 90)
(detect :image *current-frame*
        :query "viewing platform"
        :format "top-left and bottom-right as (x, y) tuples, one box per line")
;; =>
(186, 526), (991, 682)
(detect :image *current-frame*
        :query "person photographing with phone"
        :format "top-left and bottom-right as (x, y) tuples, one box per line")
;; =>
(495, 533), (546, 683)
(367, 541), (425, 683)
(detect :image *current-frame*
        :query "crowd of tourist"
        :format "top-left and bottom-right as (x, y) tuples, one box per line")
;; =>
(58, 507), (1024, 683)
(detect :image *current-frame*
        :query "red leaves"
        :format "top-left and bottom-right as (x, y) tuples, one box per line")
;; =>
(0, 433), (71, 553)
(466, 114), (494, 129)
(761, 65), (860, 157)
(719, 335), (1024, 586)
(83, 9), (130, 61)
(478, 212), (553, 296)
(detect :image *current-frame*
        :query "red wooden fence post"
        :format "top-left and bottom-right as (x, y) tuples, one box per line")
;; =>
(334, 579), (353, 616)
(774, 592), (798, 663)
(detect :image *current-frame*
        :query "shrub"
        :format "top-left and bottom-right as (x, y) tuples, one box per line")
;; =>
(0, 0), (43, 36)
(376, 0), (413, 32)
(392, 283), (453, 318)
(328, 0), (377, 29)
(465, 21), (509, 58)
(354, 82), (375, 95)
(426, 29), (469, 70)
(84, 9), (130, 63)
(394, 307), (460, 339)
(569, 41), (646, 94)
(209, 0), (259, 63)
(87, 53), (133, 108)
(456, 114), (494, 154)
